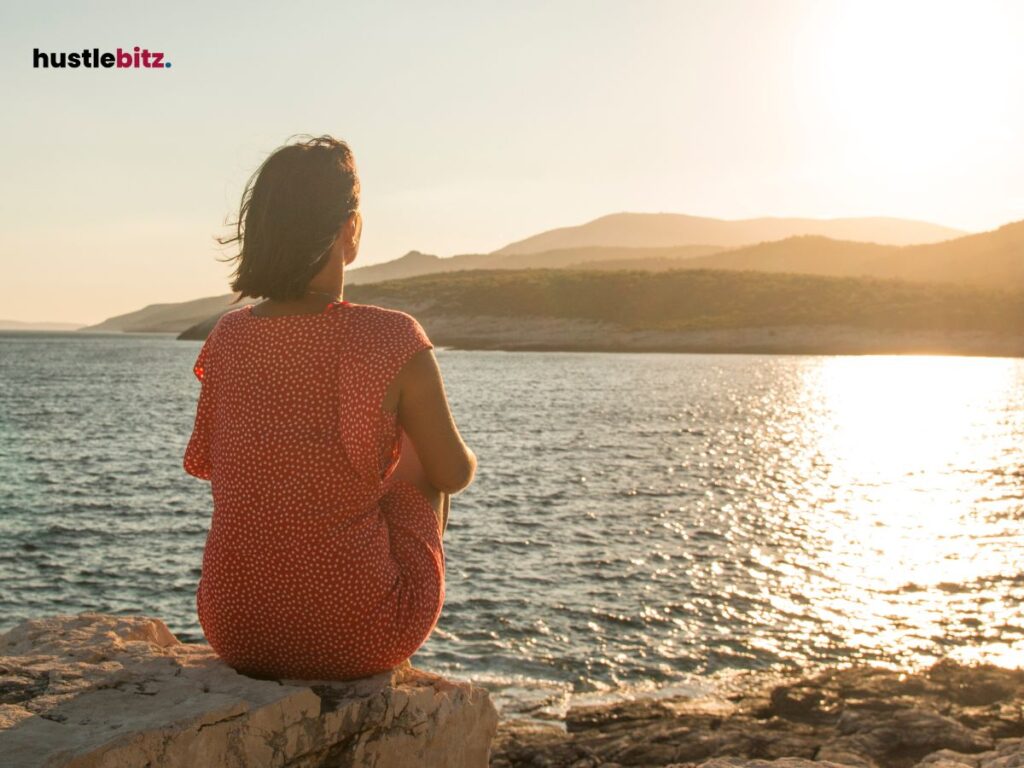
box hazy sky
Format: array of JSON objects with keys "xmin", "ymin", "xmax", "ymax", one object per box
[{"xmin": 2, "ymin": 0, "xmax": 1022, "ymax": 324}]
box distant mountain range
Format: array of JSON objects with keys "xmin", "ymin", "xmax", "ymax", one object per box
[
  {"xmin": 343, "ymin": 212, "xmax": 965, "ymax": 285},
  {"xmin": 344, "ymin": 243, "xmax": 723, "ymax": 285},
  {"xmin": 79, "ymin": 211, "xmax": 1020, "ymax": 336},
  {"xmin": 642, "ymin": 220, "xmax": 1024, "ymax": 287},
  {"xmin": 489, "ymin": 212, "xmax": 965, "ymax": 254}
]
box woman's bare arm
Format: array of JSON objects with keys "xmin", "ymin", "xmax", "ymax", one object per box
[{"xmin": 396, "ymin": 348, "xmax": 476, "ymax": 494}]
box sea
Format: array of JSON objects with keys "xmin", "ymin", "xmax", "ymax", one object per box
[{"xmin": 1, "ymin": 330, "xmax": 1022, "ymax": 720}]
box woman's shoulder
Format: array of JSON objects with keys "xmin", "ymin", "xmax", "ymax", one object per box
[
  {"xmin": 345, "ymin": 302, "xmax": 427, "ymax": 335},
  {"xmin": 220, "ymin": 305, "xmax": 254, "ymax": 325},
  {"xmin": 345, "ymin": 303, "xmax": 433, "ymax": 360},
  {"xmin": 201, "ymin": 306, "xmax": 251, "ymax": 341}
]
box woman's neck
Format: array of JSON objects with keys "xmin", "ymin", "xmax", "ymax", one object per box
[{"xmin": 250, "ymin": 281, "xmax": 345, "ymax": 317}]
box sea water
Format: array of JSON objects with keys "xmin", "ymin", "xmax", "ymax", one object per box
[{"xmin": 1, "ymin": 331, "xmax": 1022, "ymax": 719}]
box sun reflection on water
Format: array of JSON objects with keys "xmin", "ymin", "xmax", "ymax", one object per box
[{"xmin": 796, "ymin": 356, "xmax": 1023, "ymax": 667}]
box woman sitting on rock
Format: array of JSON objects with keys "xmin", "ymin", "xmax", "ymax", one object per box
[{"xmin": 183, "ymin": 134, "xmax": 476, "ymax": 681}]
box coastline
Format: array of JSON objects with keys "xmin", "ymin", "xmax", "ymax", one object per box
[
  {"xmin": 409, "ymin": 315, "xmax": 1024, "ymax": 358},
  {"xmin": 174, "ymin": 308, "xmax": 1024, "ymax": 358},
  {"xmin": 477, "ymin": 662, "xmax": 803, "ymax": 728},
  {"xmin": 490, "ymin": 656, "xmax": 1024, "ymax": 767}
]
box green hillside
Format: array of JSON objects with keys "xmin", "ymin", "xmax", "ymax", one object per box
[{"xmin": 349, "ymin": 267, "xmax": 1024, "ymax": 334}]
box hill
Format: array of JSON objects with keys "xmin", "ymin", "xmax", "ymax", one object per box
[
  {"xmin": 81, "ymin": 212, "xmax": 971, "ymax": 333},
  {"xmin": 179, "ymin": 267, "xmax": 1024, "ymax": 357},
  {"xmin": 873, "ymin": 219, "xmax": 1024, "ymax": 286},
  {"xmin": 345, "ymin": 250, "xmax": 456, "ymax": 284},
  {"xmin": 348, "ymin": 268, "xmax": 1024, "ymax": 333},
  {"xmin": 677, "ymin": 237, "xmax": 900, "ymax": 277},
  {"xmin": 80, "ymin": 294, "xmax": 258, "ymax": 333},
  {"xmin": 85, "ymin": 216, "xmax": 1021, "ymax": 335},
  {"xmin": 491, "ymin": 212, "xmax": 964, "ymax": 255},
  {"xmin": 345, "ymin": 244, "xmax": 722, "ymax": 284},
  {"xmin": 340, "ymin": 212, "xmax": 962, "ymax": 285},
  {"xmin": 80, "ymin": 245, "xmax": 722, "ymax": 332},
  {"xmin": 661, "ymin": 220, "xmax": 1024, "ymax": 288}
]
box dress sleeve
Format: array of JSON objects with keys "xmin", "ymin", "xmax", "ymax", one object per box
[
  {"xmin": 377, "ymin": 313, "xmax": 434, "ymax": 479},
  {"xmin": 337, "ymin": 309, "xmax": 436, "ymax": 488},
  {"xmin": 390, "ymin": 313, "xmax": 434, "ymax": 376},
  {"xmin": 376, "ymin": 312, "xmax": 435, "ymax": 407},
  {"xmin": 183, "ymin": 335, "xmax": 215, "ymax": 480},
  {"xmin": 192, "ymin": 336, "xmax": 211, "ymax": 382}
]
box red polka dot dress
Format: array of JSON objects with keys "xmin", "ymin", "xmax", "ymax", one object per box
[{"xmin": 183, "ymin": 300, "xmax": 445, "ymax": 681}]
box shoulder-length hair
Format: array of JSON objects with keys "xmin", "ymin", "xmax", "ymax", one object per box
[{"xmin": 219, "ymin": 135, "xmax": 360, "ymax": 302}]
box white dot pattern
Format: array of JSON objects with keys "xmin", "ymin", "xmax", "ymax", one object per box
[{"xmin": 183, "ymin": 300, "xmax": 445, "ymax": 680}]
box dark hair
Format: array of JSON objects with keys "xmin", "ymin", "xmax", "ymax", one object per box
[{"xmin": 218, "ymin": 135, "xmax": 360, "ymax": 303}]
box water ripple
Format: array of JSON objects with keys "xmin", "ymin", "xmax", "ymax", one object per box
[{"xmin": 1, "ymin": 335, "xmax": 1022, "ymax": 705}]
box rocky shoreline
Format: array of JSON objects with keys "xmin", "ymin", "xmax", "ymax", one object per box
[
  {"xmin": 489, "ymin": 659, "xmax": 1024, "ymax": 768},
  {"xmin": 4, "ymin": 613, "xmax": 1020, "ymax": 767}
]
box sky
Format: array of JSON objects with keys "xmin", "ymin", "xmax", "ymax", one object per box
[{"xmin": 1, "ymin": 0, "xmax": 1022, "ymax": 324}]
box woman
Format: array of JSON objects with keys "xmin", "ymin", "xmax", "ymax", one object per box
[{"xmin": 183, "ymin": 135, "xmax": 476, "ymax": 681}]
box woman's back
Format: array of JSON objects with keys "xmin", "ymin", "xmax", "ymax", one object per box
[{"xmin": 184, "ymin": 300, "xmax": 446, "ymax": 680}]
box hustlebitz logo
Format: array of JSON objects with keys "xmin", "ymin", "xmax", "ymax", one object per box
[{"xmin": 33, "ymin": 47, "xmax": 172, "ymax": 69}]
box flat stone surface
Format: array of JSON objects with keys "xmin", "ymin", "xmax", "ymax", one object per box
[{"xmin": 0, "ymin": 612, "xmax": 498, "ymax": 767}]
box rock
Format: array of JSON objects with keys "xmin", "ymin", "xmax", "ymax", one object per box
[
  {"xmin": 913, "ymin": 740, "xmax": 1024, "ymax": 768},
  {"xmin": 491, "ymin": 660, "xmax": 1024, "ymax": 768},
  {"xmin": 769, "ymin": 684, "xmax": 833, "ymax": 723},
  {"xmin": 913, "ymin": 749, "xmax": 982, "ymax": 768},
  {"xmin": 697, "ymin": 758, "xmax": 851, "ymax": 768},
  {"xmin": 978, "ymin": 739, "xmax": 1024, "ymax": 768},
  {"xmin": 0, "ymin": 612, "xmax": 498, "ymax": 767},
  {"xmin": 815, "ymin": 745, "xmax": 880, "ymax": 768},
  {"xmin": 833, "ymin": 706, "xmax": 994, "ymax": 762},
  {"xmin": 928, "ymin": 661, "xmax": 1020, "ymax": 708}
]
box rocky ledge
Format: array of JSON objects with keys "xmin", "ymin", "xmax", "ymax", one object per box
[
  {"xmin": 491, "ymin": 659, "xmax": 1024, "ymax": 768},
  {"xmin": 0, "ymin": 612, "xmax": 498, "ymax": 767}
]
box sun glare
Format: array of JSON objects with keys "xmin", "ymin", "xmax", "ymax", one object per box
[
  {"xmin": 813, "ymin": 2, "xmax": 1015, "ymax": 177},
  {"xmin": 818, "ymin": 355, "xmax": 1015, "ymax": 484},
  {"xmin": 797, "ymin": 356, "xmax": 1023, "ymax": 666}
]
